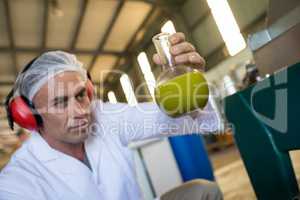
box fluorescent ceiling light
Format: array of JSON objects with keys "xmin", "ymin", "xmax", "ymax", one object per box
[
  {"xmin": 223, "ymin": 75, "xmax": 237, "ymax": 95},
  {"xmin": 161, "ymin": 20, "xmax": 176, "ymax": 34},
  {"xmin": 120, "ymin": 74, "xmax": 138, "ymax": 106},
  {"xmin": 207, "ymin": 0, "xmax": 246, "ymax": 56},
  {"xmin": 137, "ymin": 52, "xmax": 156, "ymax": 100},
  {"xmin": 107, "ymin": 91, "xmax": 117, "ymax": 104}
]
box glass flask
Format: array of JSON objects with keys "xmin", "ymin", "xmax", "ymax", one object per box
[{"xmin": 152, "ymin": 32, "xmax": 209, "ymax": 118}]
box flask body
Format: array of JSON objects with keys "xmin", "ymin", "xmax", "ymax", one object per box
[
  {"xmin": 155, "ymin": 64, "xmax": 209, "ymax": 118},
  {"xmin": 153, "ymin": 32, "xmax": 209, "ymax": 118}
]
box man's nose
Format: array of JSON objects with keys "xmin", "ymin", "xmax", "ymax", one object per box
[{"xmin": 70, "ymin": 99, "xmax": 89, "ymax": 117}]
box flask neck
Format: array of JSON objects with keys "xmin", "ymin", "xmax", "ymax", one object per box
[{"xmin": 152, "ymin": 33, "xmax": 176, "ymax": 70}]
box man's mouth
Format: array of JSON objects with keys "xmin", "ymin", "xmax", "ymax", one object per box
[{"xmin": 69, "ymin": 120, "xmax": 89, "ymax": 130}]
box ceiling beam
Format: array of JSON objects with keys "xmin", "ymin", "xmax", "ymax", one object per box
[
  {"xmin": 0, "ymin": 47, "xmax": 126, "ymax": 57},
  {"xmin": 41, "ymin": 0, "xmax": 49, "ymax": 50},
  {"xmin": 132, "ymin": 8, "xmax": 167, "ymax": 56},
  {"xmin": 242, "ymin": 12, "xmax": 267, "ymax": 36},
  {"xmin": 131, "ymin": 0, "xmax": 186, "ymax": 7},
  {"xmin": 109, "ymin": 5, "xmax": 156, "ymax": 75},
  {"xmin": 104, "ymin": 6, "xmax": 168, "ymax": 91},
  {"xmin": 0, "ymin": 117, "xmax": 7, "ymax": 121},
  {"xmin": 190, "ymin": 10, "xmax": 211, "ymax": 31},
  {"xmin": 102, "ymin": 5, "xmax": 157, "ymax": 91},
  {"xmin": 125, "ymin": 5, "xmax": 156, "ymax": 55},
  {"xmin": 205, "ymin": 12, "xmax": 267, "ymax": 70},
  {"xmin": 0, "ymin": 81, "xmax": 14, "ymax": 86},
  {"xmin": 87, "ymin": 0, "xmax": 125, "ymax": 72},
  {"xmin": 179, "ymin": 11, "xmax": 198, "ymax": 43},
  {"xmin": 3, "ymin": 0, "xmax": 17, "ymax": 76},
  {"xmin": 0, "ymin": 80, "xmax": 105, "ymax": 87},
  {"xmin": 70, "ymin": 0, "xmax": 89, "ymax": 50}
]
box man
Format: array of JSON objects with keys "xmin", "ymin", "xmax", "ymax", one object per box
[{"xmin": 0, "ymin": 33, "xmax": 222, "ymax": 200}]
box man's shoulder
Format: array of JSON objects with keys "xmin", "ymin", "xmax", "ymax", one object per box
[
  {"xmin": 0, "ymin": 156, "xmax": 38, "ymax": 198},
  {"xmin": 0, "ymin": 142, "xmax": 44, "ymax": 199},
  {"xmin": 0, "ymin": 144, "xmax": 34, "ymax": 179},
  {"xmin": 0, "ymin": 140, "xmax": 37, "ymax": 179}
]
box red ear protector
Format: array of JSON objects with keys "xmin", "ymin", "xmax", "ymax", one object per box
[
  {"xmin": 5, "ymin": 57, "xmax": 95, "ymax": 131},
  {"xmin": 86, "ymin": 72, "xmax": 94, "ymax": 101}
]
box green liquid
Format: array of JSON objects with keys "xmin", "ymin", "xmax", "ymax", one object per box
[{"xmin": 155, "ymin": 71, "xmax": 209, "ymax": 117}]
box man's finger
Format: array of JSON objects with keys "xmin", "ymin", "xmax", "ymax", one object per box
[
  {"xmin": 170, "ymin": 42, "xmax": 196, "ymax": 56},
  {"xmin": 174, "ymin": 52, "xmax": 205, "ymax": 70},
  {"xmin": 153, "ymin": 53, "xmax": 162, "ymax": 65},
  {"xmin": 169, "ymin": 32, "xmax": 185, "ymax": 45}
]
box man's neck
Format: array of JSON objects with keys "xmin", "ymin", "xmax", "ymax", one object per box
[{"xmin": 40, "ymin": 133, "xmax": 85, "ymax": 161}]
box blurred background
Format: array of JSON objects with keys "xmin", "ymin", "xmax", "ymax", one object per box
[{"xmin": 1, "ymin": 0, "xmax": 300, "ymax": 199}]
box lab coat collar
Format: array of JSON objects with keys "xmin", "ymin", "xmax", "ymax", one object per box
[
  {"xmin": 26, "ymin": 131, "xmax": 103, "ymax": 199},
  {"xmin": 27, "ymin": 131, "xmax": 96, "ymax": 174},
  {"xmin": 27, "ymin": 131, "xmax": 61, "ymax": 162}
]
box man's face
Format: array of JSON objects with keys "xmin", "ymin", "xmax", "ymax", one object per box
[{"xmin": 33, "ymin": 71, "xmax": 92, "ymax": 144}]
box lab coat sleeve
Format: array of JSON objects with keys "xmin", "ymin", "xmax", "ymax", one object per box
[
  {"xmin": 0, "ymin": 172, "xmax": 38, "ymax": 200},
  {"xmin": 0, "ymin": 160, "xmax": 48, "ymax": 200},
  {"xmin": 0, "ymin": 192, "xmax": 36, "ymax": 200},
  {"xmin": 95, "ymin": 99, "xmax": 220, "ymax": 146}
]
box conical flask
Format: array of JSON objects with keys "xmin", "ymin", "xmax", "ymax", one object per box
[{"xmin": 153, "ymin": 32, "xmax": 209, "ymax": 118}]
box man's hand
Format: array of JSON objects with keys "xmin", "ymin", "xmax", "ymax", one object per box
[{"xmin": 153, "ymin": 32, "xmax": 205, "ymax": 71}]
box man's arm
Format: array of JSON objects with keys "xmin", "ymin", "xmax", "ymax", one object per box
[
  {"xmin": 121, "ymin": 100, "xmax": 220, "ymax": 145},
  {"xmin": 95, "ymin": 99, "xmax": 220, "ymax": 146}
]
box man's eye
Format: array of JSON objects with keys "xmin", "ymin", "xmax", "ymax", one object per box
[
  {"xmin": 76, "ymin": 90, "xmax": 87, "ymax": 101},
  {"xmin": 54, "ymin": 101, "xmax": 67, "ymax": 108}
]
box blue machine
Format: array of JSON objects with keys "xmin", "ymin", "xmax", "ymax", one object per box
[{"xmin": 169, "ymin": 135, "xmax": 215, "ymax": 182}]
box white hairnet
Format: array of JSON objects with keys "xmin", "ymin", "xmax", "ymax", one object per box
[{"xmin": 13, "ymin": 51, "xmax": 87, "ymax": 101}]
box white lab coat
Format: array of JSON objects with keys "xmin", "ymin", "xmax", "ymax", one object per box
[{"xmin": 0, "ymin": 100, "xmax": 219, "ymax": 200}]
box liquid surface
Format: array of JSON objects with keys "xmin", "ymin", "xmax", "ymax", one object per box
[{"xmin": 155, "ymin": 71, "xmax": 209, "ymax": 117}]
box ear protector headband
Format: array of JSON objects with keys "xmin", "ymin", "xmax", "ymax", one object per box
[{"xmin": 5, "ymin": 57, "xmax": 95, "ymax": 131}]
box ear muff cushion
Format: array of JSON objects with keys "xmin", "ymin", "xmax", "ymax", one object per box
[
  {"xmin": 86, "ymin": 79, "xmax": 94, "ymax": 100},
  {"xmin": 9, "ymin": 97, "xmax": 40, "ymax": 131}
]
